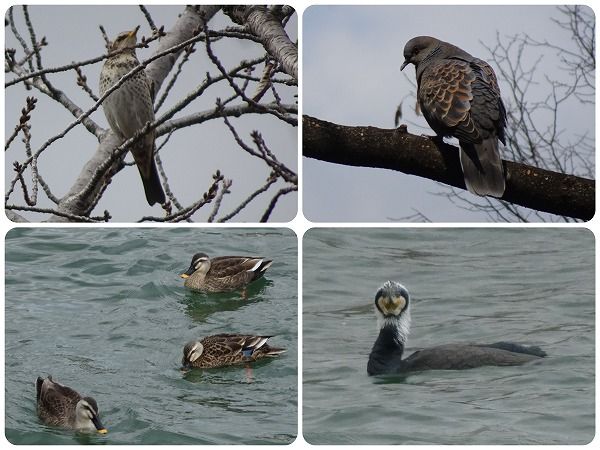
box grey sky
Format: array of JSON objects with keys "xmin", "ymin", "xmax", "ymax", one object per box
[
  {"xmin": 5, "ymin": 5, "xmax": 297, "ymax": 222},
  {"xmin": 303, "ymin": 5, "xmax": 594, "ymax": 222}
]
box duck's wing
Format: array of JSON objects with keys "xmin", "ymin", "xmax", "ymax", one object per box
[
  {"xmin": 37, "ymin": 378, "xmax": 81, "ymax": 421},
  {"xmin": 209, "ymin": 256, "xmax": 269, "ymax": 277},
  {"xmin": 204, "ymin": 333, "xmax": 271, "ymax": 356}
]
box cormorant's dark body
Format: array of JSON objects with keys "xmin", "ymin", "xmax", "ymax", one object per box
[{"xmin": 368, "ymin": 327, "xmax": 546, "ymax": 375}]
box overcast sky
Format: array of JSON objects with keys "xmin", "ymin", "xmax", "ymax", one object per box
[
  {"xmin": 5, "ymin": 5, "xmax": 297, "ymax": 222},
  {"xmin": 303, "ymin": 5, "xmax": 595, "ymax": 222}
]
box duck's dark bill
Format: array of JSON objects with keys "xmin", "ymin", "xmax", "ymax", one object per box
[{"xmin": 92, "ymin": 416, "xmax": 107, "ymax": 434}]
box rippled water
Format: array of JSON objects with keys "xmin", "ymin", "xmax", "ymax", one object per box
[
  {"xmin": 303, "ymin": 228, "xmax": 594, "ymax": 444},
  {"xmin": 5, "ymin": 227, "xmax": 297, "ymax": 444}
]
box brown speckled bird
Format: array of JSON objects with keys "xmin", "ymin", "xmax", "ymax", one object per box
[
  {"xmin": 36, "ymin": 376, "xmax": 107, "ymax": 433},
  {"xmin": 401, "ymin": 36, "xmax": 506, "ymax": 197},
  {"xmin": 99, "ymin": 26, "xmax": 165, "ymax": 206},
  {"xmin": 180, "ymin": 253, "xmax": 273, "ymax": 293},
  {"xmin": 182, "ymin": 334, "xmax": 286, "ymax": 369}
]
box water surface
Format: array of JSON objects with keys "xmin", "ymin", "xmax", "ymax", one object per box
[{"xmin": 6, "ymin": 227, "xmax": 297, "ymax": 444}]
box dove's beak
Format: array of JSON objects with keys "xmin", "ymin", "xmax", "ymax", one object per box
[{"xmin": 400, "ymin": 60, "xmax": 410, "ymax": 71}]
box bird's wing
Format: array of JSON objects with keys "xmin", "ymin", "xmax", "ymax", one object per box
[
  {"xmin": 418, "ymin": 58, "xmax": 480, "ymax": 142},
  {"xmin": 468, "ymin": 58, "xmax": 507, "ymax": 144}
]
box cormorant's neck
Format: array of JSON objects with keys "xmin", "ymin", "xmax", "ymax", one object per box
[
  {"xmin": 367, "ymin": 321, "xmax": 407, "ymax": 375},
  {"xmin": 373, "ymin": 322, "xmax": 406, "ymax": 352},
  {"xmin": 367, "ymin": 305, "xmax": 411, "ymax": 375}
]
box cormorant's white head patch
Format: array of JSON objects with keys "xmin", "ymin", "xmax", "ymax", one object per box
[
  {"xmin": 374, "ymin": 280, "xmax": 409, "ymax": 317},
  {"xmin": 373, "ymin": 281, "xmax": 412, "ymax": 343}
]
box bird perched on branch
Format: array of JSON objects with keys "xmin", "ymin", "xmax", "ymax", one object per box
[
  {"xmin": 99, "ymin": 26, "xmax": 166, "ymax": 206},
  {"xmin": 401, "ymin": 36, "xmax": 507, "ymax": 197}
]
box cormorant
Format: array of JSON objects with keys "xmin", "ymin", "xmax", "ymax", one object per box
[{"xmin": 367, "ymin": 281, "xmax": 546, "ymax": 375}]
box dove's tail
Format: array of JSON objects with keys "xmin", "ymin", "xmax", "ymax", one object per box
[{"xmin": 459, "ymin": 138, "xmax": 505, "ymax": 198}]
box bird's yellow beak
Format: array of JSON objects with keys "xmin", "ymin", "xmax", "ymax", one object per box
[
  {"xmin": 128, "ymin": 26, "xmax": 140, "ymax": 38},
  {"xmin": 97, "ymin": 428, "xmax": 108, "ymax": 434},
  {"xmin": 180, "ymin": 273, "xmax": 189, "ymax": 279}
]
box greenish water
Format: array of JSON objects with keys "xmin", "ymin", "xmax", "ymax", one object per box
[
  {"xmin": 5, "ymin": 227, "xmax": 297, "ymax": 444},
  {"xmin": 303, "ymin": 228, "xmax": 594, "ymax": 444}
]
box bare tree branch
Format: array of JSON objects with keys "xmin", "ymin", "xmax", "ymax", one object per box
[
  {"xmin": 138, "ymin": 170, "xmax": 224, "ymax": 222},
  {"xmin": 224, "ymin": 5, "xmax": 298, "ymax": 80},
  {"xmin": 157, "ymin": 102, "xmax": 297, "ymax": 135},
  {"xmin": 218, "ymin": 175, "xmax": 278, "ymax": 222},
  {"xmin": 260, "ymin": 185, "xmax": 297, "ymax": 222},
  {"xmin": 146, "ymin": 5, "xmax": 220, "ymax": 94},
  {"xmin": 208, "ymin": 178, "xmax": 233, "ymax": 222}
]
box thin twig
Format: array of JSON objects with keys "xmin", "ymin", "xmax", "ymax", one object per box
[
  {"xmin": 5, "ymin": 204, "xmax": 109, "ymax": 222},
  {"xmin": 218, "ymin": 176, "xmax": 277, "ymax": 222},
  {"xmin": 138, "ymin": 171, "xmax": 224, "ymax": 222},
  {"xmin": 139, "ymin": 5, "xmax": 158, "ymax": 33},
  {"xmin": 259, "ymin": 185, "xmax": 297, "ymax": 222},
  {"xmin": 8, "ymin": 7, "xmax": 35, "ymax": 73},
  {"xmin": 221, "ymin": 109, "xmax": 297, "ymax": 183},
  {"xmin": 5, "ymin": 96, "xmax": 37, "ymax": 150},
  {"xmin": 207, "ymin": 178, "xmax": 232, "ymax": 222},
  {"xmin": 74, "ymin": 66, "xmax": 99, "ymax": 101},
  {"xmin": 154, "ymin": 43, "xmax": 196, "ymax": 112},
  {"xmin": 6, "ymin": 32, "xmax": 163, "ymax": 88},
  {"xmin": 99, "ymin": 25, "xmax": 110, "ymax": 49},
  {"xmin": 203, "ymin": 20, "xmax": 292, "ymax": 123}
]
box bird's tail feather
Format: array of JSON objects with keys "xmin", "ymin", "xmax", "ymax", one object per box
[
  {"xmin": 139, "ymin": 159, "xmax": 166, "ymax": 206},
  {"xmin": 264, "ymin": 345, "xmax": 286, "ymax": 356},
  {"xmin": 35, "ymin": 376, "xmax": 44, "ymax": 402},
  {"xmin": 459, "ymin": 139, "xmax": 505, "ymax": 197},
  {"xmin": 483, "ymin": 342, "xmax": 547, "ymax": 358},
  {"xmin": 131, "ymin": 140, "xmax": 165, "ymax": 206}
]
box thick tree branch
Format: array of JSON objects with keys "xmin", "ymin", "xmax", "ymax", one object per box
[
  {"xmin": 224, "ymin": 5, "xmax": 298, "ymax": 80},
  {"xmin": 303, "ymin": 115, "xmax": 594, "ymax": 221}
]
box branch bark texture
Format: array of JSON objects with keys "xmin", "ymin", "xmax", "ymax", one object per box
[
  {"xmin": 303, "ymin": 115, "xmax": 594, "ymax": 221},
  {"xmin": 225, "ymin": 5, "xmax": 298, "ymax": 80}
]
